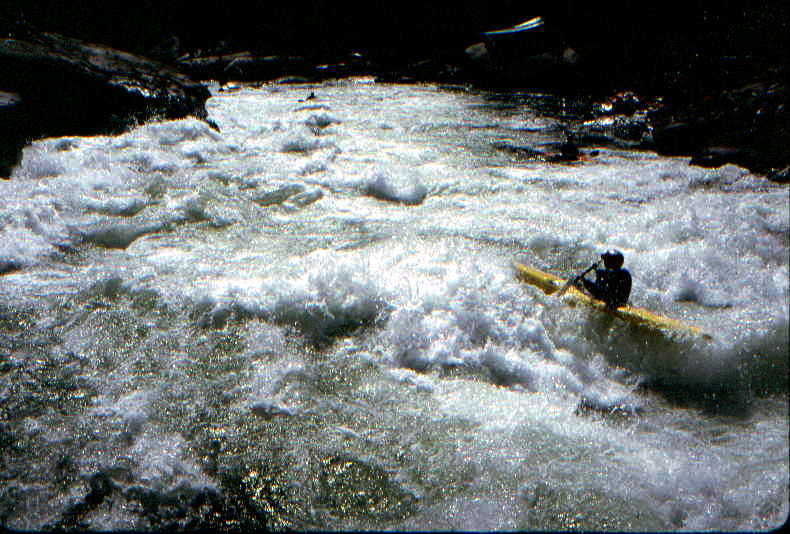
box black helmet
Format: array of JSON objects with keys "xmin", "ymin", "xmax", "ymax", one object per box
[{"xmin": 601, "ymin": 249, "xmax": 624, "ymax": 269}]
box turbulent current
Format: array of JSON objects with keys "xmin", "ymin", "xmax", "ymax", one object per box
[{"xmin": 1, "ymin": 79, "xmax": 788, "ymax": 531}]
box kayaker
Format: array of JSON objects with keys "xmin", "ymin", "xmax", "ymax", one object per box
[{"xmin": 576, "ymin": 249, "xmax": 632, "ymax": 308}]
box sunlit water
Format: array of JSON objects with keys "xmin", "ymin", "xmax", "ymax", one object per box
[{"xmin": 1, "ymin": 79, "xmax": 787, "ymax": 531}]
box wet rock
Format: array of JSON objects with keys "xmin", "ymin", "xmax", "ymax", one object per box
[
  {"xmin": 250, "ymin": 400, "xmax": 297, "ymax": 420},
  {"xmin": 572, "ymin": 117, "xmax": 652, "ymax": 149},
  {"xmin": 253, "ymin": 185, "xmax": 306, "ymax": 207},
  {"xmin": 569, "ymin": 92, "xmax": 657, "ymax": 150},
  {"xmin": 493, "ymin": 139, "xmax": 581, "ymax": 163},
  {"xmin": 597, "ymin": 91, "xmax": 643, "ymax": 116},
  {"xmin": 148, "ymin": 35, "xmax": 181, "ymax": 64},
  {"xmin": 464, "ymin": 42, "xmax": 489, "ymax": 63},
  {"xmin": 768, "ymin": 166, "xmax": 789, "ymax": 183},
  {"xmin": 314, "ymin": 55, "xmax": 376, "ymax": 80},
  {"xmin": 575, "ymin": 394, "xmax": 642, "ymax": 417},
  {"xmin": 532, "ymin": 139, "xmax": 582, "ymax": 163},
  {"xmin": 464, "ymin": 47, "xmax": 579, "ymax": 88},
  {"xmin": 551, "ymin": 139, "xmax": 580, "ymax": 162},
  {"xmin": 81, "ymin": 221, "xmax": 170, "ymax": 249},
  {"xmin": 493, "ymin": 141, "xmax": 544, "ymax": 160},
  {"xmin": 649, "ymin": 80, "xmax": 789, "ymax": 175},
  {"xmin": 459, "ymin": 15, "xmax": 586, "ymax": 88},
  {"xmin": 0, "ymin": 258, "xmax": 22, "ymax": 275},
  {"xmin": 287, "ymin": 189, "xmax": 324, "ymax": 208},
  {"xmin": 0, "ymin": 91, "xmax": 24, "ymax": 178},
  {"xmin": 179, "ymin": 51, "xmax": 308, "ymax": 83},
  {"xmin": 690, "ymin": 146, "xmax": 750, "ymax": 169},
  {"xmin": 0, "ymin": 29, "xmax": 215, "ymax": 177},
  {"xmin": 652, "ymin": 122, "xmax": 707, "ymax": 156},
  {"xmin": 365, "ymin": 172, "xmax": 428, "ymax": 205},
  {"xmin": 179, "ymin": 51, "xmax": 375, "ymax": 84}
]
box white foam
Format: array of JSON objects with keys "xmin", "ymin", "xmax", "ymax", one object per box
[
  {"xmin": 358, "ymin": 241, "xmax": 645, "ymax": 412},
  {"xmin": 387, "ymin": 368, "xmax": 436, "ymax": 392},
  {"xmin": 145, "ymin": 118, "xmax": 223, "ymax": 147},
  {"xmin": 11, "ymin": 144, "xmax": 68, "ymax": 179},
  {"xmin": 278, "ymin": 132, "xmax": 331, "ymax": 154},
  {"xmin": 181, "ymin": 249, "xmax": 392, "ymax": 344},
  {"xmin": 0, "ymin": 80, "xmax": 786, "ymax": 532},
  {"xmin": 0, "ymin": 226, "xmax": 60, "ymax": 270}
]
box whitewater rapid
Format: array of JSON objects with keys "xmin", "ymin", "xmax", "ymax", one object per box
[{"xmin": 1, "ymin": 79, "xmax": 787, "ymax": 530}]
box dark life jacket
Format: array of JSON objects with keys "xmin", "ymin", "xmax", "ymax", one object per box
[{"xmin": 582, "ymin": 267, "xmax": 632, "ymax": 308}]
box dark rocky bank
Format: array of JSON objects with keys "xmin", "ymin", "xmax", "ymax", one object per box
[
  {"xmin": 1, "ymin": 1, "xmax": 788, "ymax": 180},
  {"xmin": 0, "ymin": 27, "xmax": 216, "ymax": 177}
]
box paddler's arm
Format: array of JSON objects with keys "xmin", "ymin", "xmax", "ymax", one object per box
[
  {"xmin": 573, "ymin": 263, "xmax": 599, "ymax": 289},
  {"xmin": 558, "ymin": 261, "xmax": 599, "ymax": 296},
  {"xmin": 576, "ymin": 266, "xmax": 606, "ymax": 301}
]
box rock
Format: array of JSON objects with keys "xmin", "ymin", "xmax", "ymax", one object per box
[
  {"xmin": 650, "ymin": 80, "xmax": 789, "ymax": 175},
  {"xmin": 493, "ymin": 141, "xmax": 545, "ymax": 160},
  {"xmin": 179, "ymin": 50, "xmax": 377, "ymax": 84},
  {"xmin": 493, "ymin": 138, "xmax": 581, "ymax": 163},
  {"xmin": 0, "ymin": 91, "xmax": 25, "ymax": 178},
  {"xmin": 365, "ymin": 172, "xmax": 428, "ymax": 205},
  {"xmin": 148, "ymin": 35, "xmax": 181, "ymax": 63},
  {"xmin": 249, "ymin": 400, "xmax": 296, "ymax": 420},
  {"xmin": 596, "ymin": 91, "xmax": 642, "ymax": 116},
  {"xmin": 465, "ymin": 15, "xmax": 585, "ymax": 88},
  {"xmin": 561, "ymin": 46, "xmax": 579, "ymax": 66},
  {"xmin": 0, "ymin": 30, "xmax": 215, "ymax": 176},
  {"xmin": 464, "ymin": 42, "xmax": 489, "ymax": 63},
  {"xmin": 689, "ymin": 146, "xmax": 748, "ymax": 168},
  {"xmin": 179, "ymin": 51, "xmax": 369, "ymax": 84},
  {"xmin": 549, "ymin": 139, "xmax": 580, "ymax": 162},
  {"xmin": 652, "ymin": 121, "xmax": 707, "ymax": 156},
  {"xmin": 768, "ymin": 166, "xmax": 789, "ymax": 183},
  {"xmin": 572, "ymin": 116, "xmax": 651, "ymax": 150},
  {"xmin": 565, "ymin": 92, "xmax": 657, "ymax": 152},
  {"xmin": 179, "ymin": 51, "xmax": 308, "ymax": 82},
  {"xmin": 464, "ymin": 47, "xmax": 576, "ymax": 88}
]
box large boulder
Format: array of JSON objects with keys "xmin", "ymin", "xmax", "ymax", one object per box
[
  {"xmin": 650, "ymin": 80, "xmax": 789, "ymax": 177},
  {"xmin": 0, "ymin": 29, "xmax": 215, "ymax": 178},
  {"xmin": 461, "ymin": 17, "xmax": 582, "ymax": 88}
]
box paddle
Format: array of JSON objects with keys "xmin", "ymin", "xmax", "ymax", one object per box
[{"xmin": 557, "ymin": 261, "xmax": 599, "ymax": 296}]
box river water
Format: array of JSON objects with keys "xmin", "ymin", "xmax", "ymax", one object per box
[{"xmin": 1, "ymin": 79, "xmax": 788, "ymax": 531}]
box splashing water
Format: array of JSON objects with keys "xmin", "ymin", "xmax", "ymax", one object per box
[{"xmin": 1, "ymin": 80, "xmax": 787, "ymax": 531}]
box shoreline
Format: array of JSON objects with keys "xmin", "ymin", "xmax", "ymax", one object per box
[{"xmin": 2, "ymin": 3, "xmax": 788, "ymax": 181}]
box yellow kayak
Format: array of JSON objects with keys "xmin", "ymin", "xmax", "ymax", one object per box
[{"xmin": 514, "ymin": 262, "xmax": 711, "ymax": 340}]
